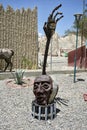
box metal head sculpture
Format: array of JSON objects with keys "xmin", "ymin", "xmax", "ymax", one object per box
[
  {"xmin": 33, "ymin": 4, "xmax": 63, "ymax": 105},
  {"xmin": 33, "ymin": 75, "xmax": 53, "ymax": 105}
]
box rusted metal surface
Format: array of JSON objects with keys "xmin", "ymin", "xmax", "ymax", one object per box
[
  {"xmin": 33, "ymin": 75, "xmax": 53, "ymax": 105},
  {"xmin": 42, "ymin": 4, "xmax": 63, "ymax": 75}
]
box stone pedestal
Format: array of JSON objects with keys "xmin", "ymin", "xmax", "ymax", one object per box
[{"xmin": 32, "ymin": 100, "xmax": 56, "ymax": 120}]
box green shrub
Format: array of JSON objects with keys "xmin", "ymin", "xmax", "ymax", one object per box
[{"xmin": 21, "ymin": 57, "xmax": 33, "ymax": 69}]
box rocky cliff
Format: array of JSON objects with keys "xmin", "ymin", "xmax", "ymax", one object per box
[{"xmin": 38, "ymin": 33, "xmax": 82, "ymax": 56}]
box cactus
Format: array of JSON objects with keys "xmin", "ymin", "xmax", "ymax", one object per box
[{"xmin": 12, "ymin": 69, "xmax": 25, "ymax": 85}]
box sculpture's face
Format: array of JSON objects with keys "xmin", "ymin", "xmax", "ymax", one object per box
[{"xmin": 33, "ymin": 75, "xmax": 53, "ymax": 105}]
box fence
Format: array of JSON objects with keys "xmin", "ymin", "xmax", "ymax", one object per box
[
  {"xmin": 68, "ymin": 45, "xmax": 87, "ymax": 68},
  {"xmin": 0, "ymin": 4, "xmax": 38, "ymax": 70}
]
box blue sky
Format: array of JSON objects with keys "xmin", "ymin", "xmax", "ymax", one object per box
[{"xmin": 0, "ymin": 0, "xmax": 85, "ymax": 36}]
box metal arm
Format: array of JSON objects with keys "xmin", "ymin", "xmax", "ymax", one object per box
[{"xmin": 42, "ymin": 4, "xmax": 63, "ymax": 75}]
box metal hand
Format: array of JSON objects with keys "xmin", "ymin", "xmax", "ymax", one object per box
[{"xmin": 43, "ymin": 4, "xmax": 64, "ymax": 39}]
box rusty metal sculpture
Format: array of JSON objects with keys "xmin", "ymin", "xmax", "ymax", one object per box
[
  {"xmin": 0, "ymin": 48, "xmax": 14, "ymax": 72},
  {"xmin": 33, "ymin": 75, "xmax": 53, "ymax": 105},
  {"xmin": 33, "ymin": 4, "xmax": 63, "ymax": 105},
  {"xmin": 42, "ymin": 4, "xmax": 63, "ymax": 75}
]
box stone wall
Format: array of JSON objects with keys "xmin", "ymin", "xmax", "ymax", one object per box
[{"xmin": 0, "ymin": 4, "xmax": 38, "ymax": 70}]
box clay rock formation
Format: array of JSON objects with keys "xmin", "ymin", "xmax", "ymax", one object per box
[{"xmin": 38, "ymin": 33, "xmax": 82, "ymax": 56}]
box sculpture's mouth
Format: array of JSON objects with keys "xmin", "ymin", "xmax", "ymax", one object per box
[
  {"xmin": 36, "ymin": 95, "xmax": 47, "ymax": 105},
  {"xmin": 37, "ymin": 96, "xmax": 44, "ymax": 101}
]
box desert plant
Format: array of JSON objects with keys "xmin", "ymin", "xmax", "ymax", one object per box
[{"xmin": 12, "ymin": 69, "xmax": 25, "ymax": 85}]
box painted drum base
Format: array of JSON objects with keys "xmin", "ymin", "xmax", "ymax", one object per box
[{"xmin": 32, "ymin": 100, "xmax": 56, "ymax": 120}]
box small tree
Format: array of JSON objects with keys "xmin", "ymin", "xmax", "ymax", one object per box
[{"xmin": 64, "ymin": 12, "xmax": 87, "ymax": 39}]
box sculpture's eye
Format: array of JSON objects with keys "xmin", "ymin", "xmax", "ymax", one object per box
[
  {"xmin": 42, "ymin": 83, "xmax": 50, "ymax": 90},
  {"xmin": 34, "ymin": 83, "xmax": 38, "ymax": 89}
]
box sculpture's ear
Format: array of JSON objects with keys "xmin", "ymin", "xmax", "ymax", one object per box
[{"xmin": 48, "ymin": 81, "xmax": 59, "ymax": 104}]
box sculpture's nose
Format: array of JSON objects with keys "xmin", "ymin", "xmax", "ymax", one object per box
[{"xmin": 37, "ymin": 83, "xmax": 43, "ymax": 94}]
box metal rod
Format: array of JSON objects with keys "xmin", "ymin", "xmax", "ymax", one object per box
[
  {"xmin": 50, "ymin": 38, "xmax": 52, "ymax": 71},
  {"xmin": 74, "ymin": 25, "xmax": 79, "ymax": 83},
  {"xmin": 73, "ymin": 14, "xmax": 82, "ymax": 83}
]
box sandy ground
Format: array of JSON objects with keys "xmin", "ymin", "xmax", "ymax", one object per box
[{"xmin": 0, "ymin": 71, "xmax": 87, "ymax": 130}]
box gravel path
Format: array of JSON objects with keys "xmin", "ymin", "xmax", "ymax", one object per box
[{"xmin": 0, "ymin": 72, "xmax": 87, "ymax": 130}]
